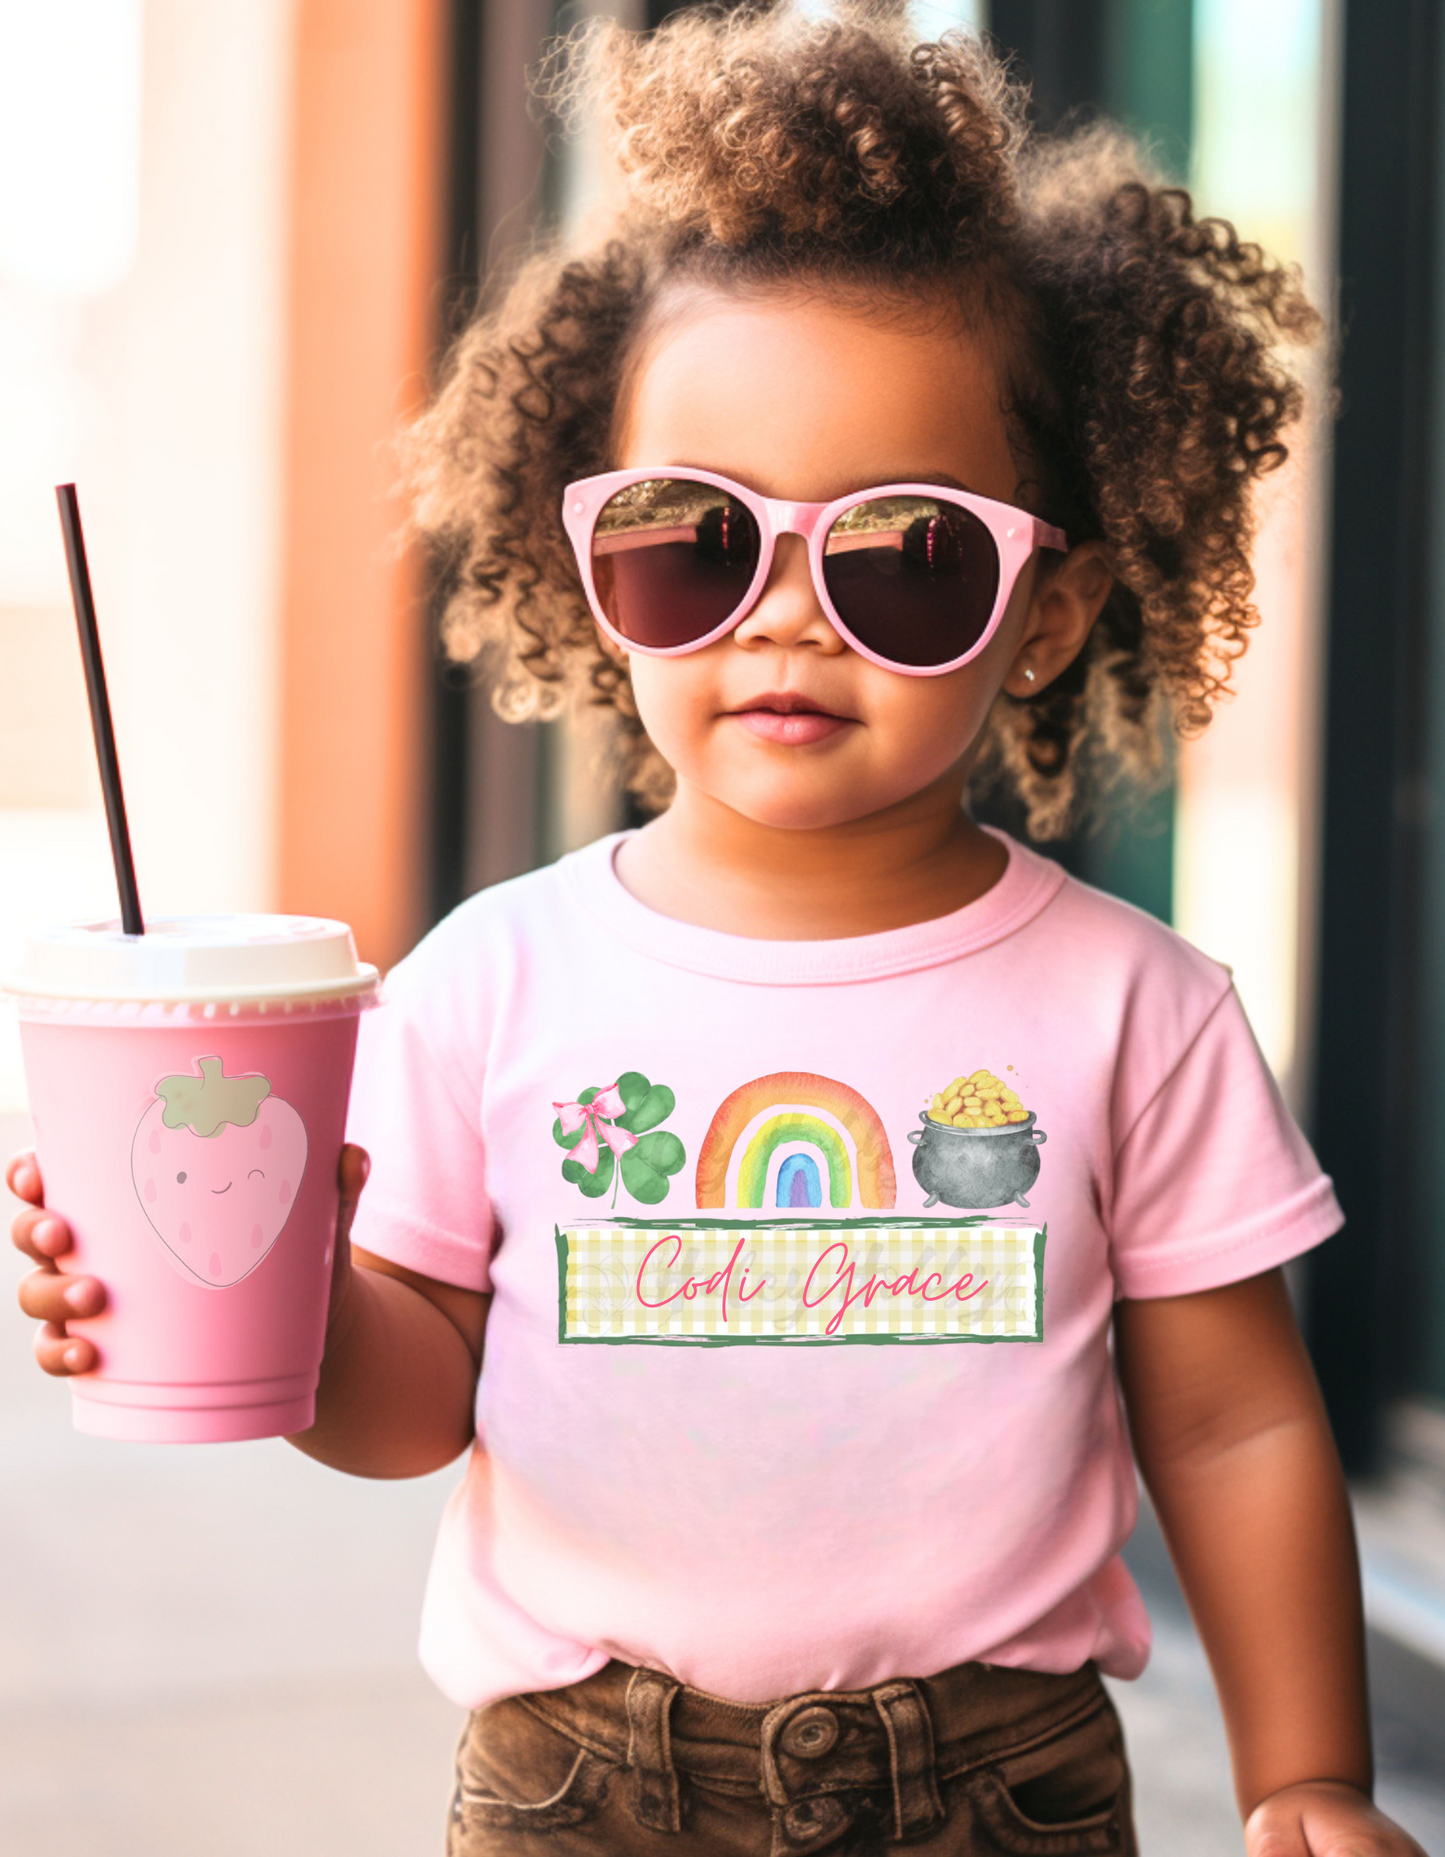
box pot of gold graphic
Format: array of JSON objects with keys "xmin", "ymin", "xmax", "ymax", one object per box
[{"xmin": 908, "ymin": 1070, "xmax": 1045, "ymax": 1209}]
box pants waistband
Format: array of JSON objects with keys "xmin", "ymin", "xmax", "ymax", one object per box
[{"xmin": 516, "ymin": 1657, "xmax": 1109, "ymax": 1852}]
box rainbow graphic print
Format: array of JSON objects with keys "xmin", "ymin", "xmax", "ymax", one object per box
[{"xmin": 695, "ymin": 1071, "xmax": 896, "ymax": 1211}]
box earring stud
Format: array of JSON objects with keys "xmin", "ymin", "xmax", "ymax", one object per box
[{"xmin": 1022, "ymin": 667, "xmax": 1036, "ymax": 684}]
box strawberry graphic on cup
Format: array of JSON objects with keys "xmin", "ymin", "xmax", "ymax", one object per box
[{"xmin": 131, "ymin": 1056, "xmax": 309, "ymax": 1288}]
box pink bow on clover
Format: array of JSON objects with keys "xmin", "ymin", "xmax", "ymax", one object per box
[{"xmin": 553, "ymin": 1082, "xmax": 637, "ymax": 1176}]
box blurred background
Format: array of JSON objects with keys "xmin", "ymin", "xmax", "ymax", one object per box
[{"xmin": 1, "ymin": 0, "xmax": 1443, "ymax": 1851}]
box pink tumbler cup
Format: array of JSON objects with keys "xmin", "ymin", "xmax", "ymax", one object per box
[{"xmin": 6, "ymin": 916, "xmax": 378, "ymax": 1442}]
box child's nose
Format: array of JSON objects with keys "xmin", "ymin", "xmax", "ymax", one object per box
[{"xmin": 732, "ymin": 534, "xmax": 845, "ymax": 655}]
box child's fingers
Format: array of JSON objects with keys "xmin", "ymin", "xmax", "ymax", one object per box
[
  {"xmin": 1243, "ymin": 1810, "xmax": 1309, "ymax": 1857},
  {"xmin": 32, "ymin": 1320, "xmax": 97, "ymax": 1377},
  {"xmin": 10, "ymin": 1178, "xmax": 107, "ymax": 1381},
  {"xmin": 1246, "ymin": 1783, "xmax": 1428, "ymax": 1857},
  {"xmin": 10, "ymin": 1204, "xmax": 74, "ymax": 1265},
  {"xmin": 17, "ymin": 1266, "xmax": 106, "ymax": 1325},
  {"xmin": 320, "ymin": 1145, "xmax": 369, "ymax": 1339},
  {"xmin": 4, "ymin": 1149, "xmax": 43, "ymax": 1206},
  {"xmin": 335, "ymin": 1143, "xmax": 370, "ymax": 1245}
]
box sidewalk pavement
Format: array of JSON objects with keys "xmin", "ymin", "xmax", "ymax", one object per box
[{"xmin": 2, "ymin": 1112, "xmax": 1442, "ymax": 1854}]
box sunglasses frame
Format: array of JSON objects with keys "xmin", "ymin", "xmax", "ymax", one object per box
[{"xmin": 562, "ymin": 466, "xmax": 1068, "ymax": 677}]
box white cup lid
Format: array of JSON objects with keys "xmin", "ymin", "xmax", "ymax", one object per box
[{"xmin": 6, "ymin": 914, "xmax": 380, "ymax": 1005}]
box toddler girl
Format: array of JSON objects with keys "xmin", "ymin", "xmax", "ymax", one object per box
[{"xmin": 11, "ymin": 8, "xmax": 1427, "ymax": 1854}]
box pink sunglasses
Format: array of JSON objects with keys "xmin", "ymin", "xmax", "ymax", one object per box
[{"xmin": 561, "ymin": 467, "xmax": 1067, "ymax": 676}]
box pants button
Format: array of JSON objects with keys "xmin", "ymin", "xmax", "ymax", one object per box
[
  {"xmin": 783, "ymin": 1796, "xmax": 848, "ymax": 1842},
  {"xmin": 779, "ymin": 1706, "xmax": 839, "ymax": 1758}
]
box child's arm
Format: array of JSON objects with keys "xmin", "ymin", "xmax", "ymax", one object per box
[
  {"xmin": 9, "ymin": 1144, "xmax": 486, "ymax": 1481},
  {"xmin": 1114, "ymin": 1268, "xmax": 1424, "ymax": 1856},
  {"xmin": 286, "ymin": 1147, "xmax": 487, "ymax": 1477}
]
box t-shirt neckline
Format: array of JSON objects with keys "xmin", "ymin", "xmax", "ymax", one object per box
[{"xmin": 563, "ymin": 826, "xmax": 1067, "ymax": 987}]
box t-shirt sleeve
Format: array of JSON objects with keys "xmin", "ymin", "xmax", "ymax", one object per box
[
  {"xmin": 1108, "ymin": 982, "xmax": 1342, "ymax": 1298},
  {"xmin": 344, "ymin": 972, "xmax": 496, "ymax": 1293}
]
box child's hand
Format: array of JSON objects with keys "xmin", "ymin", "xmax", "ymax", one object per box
[
  {"xmin": 8, "ymin": 1144, "xmax": 371, "ymax": 1376},
  {"xmin": 1245, "ymin": 1781, "xmax": 1428, "ymax": 1855},
  {"xmin": 322, "ymin": 1143, "xmax": 370, "ymax": 1339},
  {"xmin": 7, "ymin": 1149, "xmax": 107, "ymax": 1374}
]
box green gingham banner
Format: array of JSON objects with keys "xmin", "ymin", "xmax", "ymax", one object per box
[{"xmin": 556, "ymin": 1218, "xmax": 1045, "ymax": 1346}]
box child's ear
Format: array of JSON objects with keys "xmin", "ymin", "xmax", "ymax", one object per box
[{"xmin": 1002, "ymin": 543, "xmax": 1113, "ymax": 699}]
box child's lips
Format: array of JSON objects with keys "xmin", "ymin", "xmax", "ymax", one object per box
[{"xmin": 729, "ymin": 699, "xmax": 854, "ymax": 745}]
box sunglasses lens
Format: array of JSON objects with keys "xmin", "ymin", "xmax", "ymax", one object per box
[
  {"xmin": 822, "ymin": 496, "xmax": 1000, "ymax": 668},
  {"xmin": 591, "ymin": 478, "xmax": 761, "ymax": 648}
]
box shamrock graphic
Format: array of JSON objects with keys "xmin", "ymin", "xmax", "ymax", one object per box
[{"xmin": 552, "ymin": 1071, "xmax": 685, "ymax": 1205}]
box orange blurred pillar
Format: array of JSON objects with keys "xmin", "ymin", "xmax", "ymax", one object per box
[{"xmin": 276, "ymin": 0, "xmax": 444, "ymax": 969}]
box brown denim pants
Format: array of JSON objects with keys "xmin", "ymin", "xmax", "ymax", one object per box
[{"xmin": 447, "ymin": 1657, "xmax": 1136, "ymax": 1856}]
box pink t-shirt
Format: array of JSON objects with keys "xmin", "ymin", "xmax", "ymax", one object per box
[{"xmin": 347, "ymin": 830, "xmax": 1340, "ymax": 1710}]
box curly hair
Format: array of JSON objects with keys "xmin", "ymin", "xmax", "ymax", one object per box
[{"xmin": 403, "ymin": 1, "xmax": 1320, "ymax": 834}]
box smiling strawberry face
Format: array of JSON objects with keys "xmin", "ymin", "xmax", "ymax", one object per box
[{"xmin": 131, "ymin": 1057, "xmax": 309, "ymax": 1287}]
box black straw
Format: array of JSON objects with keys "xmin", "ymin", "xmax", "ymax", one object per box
[{"xmin": 56, "ymin": 484, "xmax": 144, "ymax": 936}]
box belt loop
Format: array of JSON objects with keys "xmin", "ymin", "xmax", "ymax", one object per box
[
  {"xmin": 625, "ymin": 1665, "xmax": 683, "ymax": 1833},
  {"xmin": 872, "ymin": 1680, "xmax": 945, "ymax": 1842}
]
